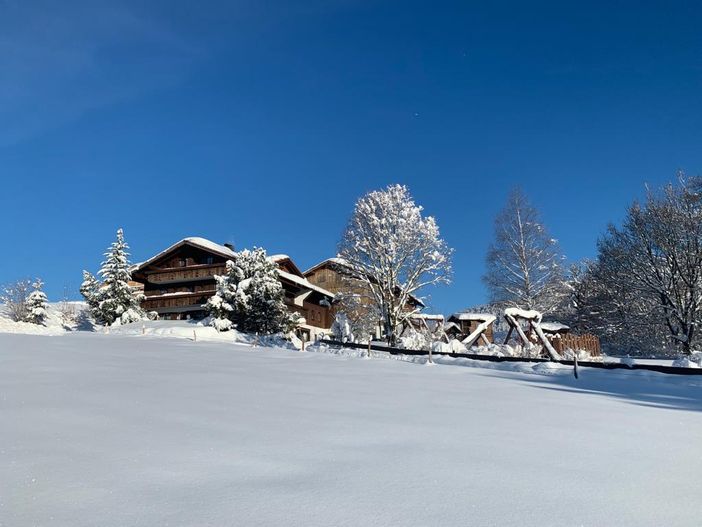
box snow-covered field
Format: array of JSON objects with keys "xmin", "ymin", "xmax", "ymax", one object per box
[{"xmin": 1, "ymin": 331, "xmax": 700, "ymax": 526}]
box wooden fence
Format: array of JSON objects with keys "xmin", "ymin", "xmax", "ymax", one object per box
[
  {"xmin": 318, "ymin": 339, "xmax": 702, "ymax": 376},
  {"xmin": 550, "ymin": 333, "xmax": 601, "ymax": 356}
]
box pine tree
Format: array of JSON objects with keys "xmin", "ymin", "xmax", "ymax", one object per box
[
  {"xmin": 81, "ymin": 229, "xmax": 145, "ymax": 326},
  {"xmin": 25, "ymin": 279, "xmax": 49, "ymax": 324},
  {"xmin": 207, "ymin": 248, "xmax": 297, "ymax": 334}
]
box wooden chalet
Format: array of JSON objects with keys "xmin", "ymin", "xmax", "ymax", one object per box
[
  {"xmin": 131, "ymin": 238, "xmax": 335, "ymax": 339},
  {"xmin": 304, "ymin": 258, "xmax": 425, "ymax": 310},
  {"xmin": 304, "ymin": 258, "xmax": 426, "ymax": 339}
]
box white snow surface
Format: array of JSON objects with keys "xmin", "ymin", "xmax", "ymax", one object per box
[
  {"xmin": 504, "ymin": 307, "xmax": 543, "ymax": 321},
  {"xmin": 2, "ymin": 332, "xmax": 701, "ymax": 526}
]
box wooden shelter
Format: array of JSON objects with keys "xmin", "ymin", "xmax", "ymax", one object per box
[{"xmin": 447, "ymin": 313, "xmax": 495, "ymax": 345}]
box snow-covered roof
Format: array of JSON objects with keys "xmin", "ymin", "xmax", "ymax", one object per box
[
  {"xmin": 409, "ymin": 313, "xmax": 445, "ymax": 321},
  {"xmin": 302, "ymin": 257, "xmax": 350, "ymax": 276},
  {"xmin": 450, "ymin": 312, "xmax": 495, "ymax": 322},
  {"xmin": 443, "ymin": 321, "xmax": 461, "ymax": 331},
  {"xmin": 269, "ymin": 254, "xmax": 290, "ymax": 262},
  {"xmin": 277, "ymin": 270, "xmax": 335, "ymax": 299},
  {"xmin": 540, "ymin": 322, "xmax": 570, "ymax": 332},
  {"xmin": 134, "ymin": 237, "xmax": 236, "ymax": 271},
  {"xmin": 504, "ymin": 308, "xmax": 543, "ymax": 322}
]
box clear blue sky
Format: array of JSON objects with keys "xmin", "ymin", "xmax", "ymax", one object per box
[{"xmin": 1, "ymin": 1, "xmax": 701, "ymax": 315}]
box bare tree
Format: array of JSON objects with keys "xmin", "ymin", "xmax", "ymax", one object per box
[
  {"xmin": 483, "ymin": 188, "xmax": 566, "ymax": 314},
  {"xmin": 339, "ymin": 184, "xmax": 452, "ymax": 345},
  {"xmin": 592, "ymin": 176, "xmax": 702, "ymax": 355},
  {"xmin": 1, "ymin": 279, "xmax": 32, "ymax": 322}
]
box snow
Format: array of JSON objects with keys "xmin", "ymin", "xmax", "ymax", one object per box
[
  {"xmin": 409, "ymin": 313, "xmax": 444, "ymax": 321},
  {"xmin": 276, "ymin": 269, "xmax": 335, "ymax": 299},
  {"xmin": 2, "ymin": 331, "xmax": 701, "ymax": 526},
  {"xmin": 0, "ymin": 302, "xmax": 90, "ymax": 336},
  {"xmin": 450, "ymin": 312, "xmax": 495, "ymax": 321},
  {"xmin": 540, "ymin": 321, "xmax": 571, "ymax": 332},
  {"xmin": 504, "ymin": 307, "xmax": 543, "ymax": 321},
  {"xmin": 134, "ymin": 237, "xmax": 236, "ymax": 271}
]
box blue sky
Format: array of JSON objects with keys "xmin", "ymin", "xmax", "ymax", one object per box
[{"xmin": 1, "ymin": 0, "xmax": 701, "ymax": 315}]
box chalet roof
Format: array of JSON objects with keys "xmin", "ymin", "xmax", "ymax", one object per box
[
  {"xmin": 270, "ymin": 254, "xmax": 305, "ymax": 278},
  {"xmin": 303, "ymin": 257, "xmax": 350, "ymax": 276},
  {"xmin": 303, "ymin": 257, "xmax": 426, "ymax": 308},
  {"xmin": 134, "ymin": 237, "xmax": 236, "ymax": 271},
  {"xmin": 277, "ymin": 270, "xmax": 335, "ymax": 299}
]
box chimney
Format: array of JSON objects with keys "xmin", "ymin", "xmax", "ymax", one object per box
[{"xmin": 223, "ymin": 242, "xmax": 235, "ymax": 251}]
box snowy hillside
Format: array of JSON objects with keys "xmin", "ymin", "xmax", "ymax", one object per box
[
  {"xmin": 0, "ymin": 302, "xmax": 90, "ymax": 336},
  {"xmin": 1, "ymin": 332, "xmax": 700, "ymax": 526}
]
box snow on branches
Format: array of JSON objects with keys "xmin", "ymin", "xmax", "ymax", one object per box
[
  {"xmin": 207, "ymin": 248, "xmax": 298, "ymax": 335},
  {"xmin": 338, "ymin": 184, "xmax": 452, "ymax": 344},
  {"xmin": 81, "ymin": 228, "xmax": 146, "ymax": 326},
  {"xmin": 483, "ymin": 188, "xmax": 566, "ymax": 314}
]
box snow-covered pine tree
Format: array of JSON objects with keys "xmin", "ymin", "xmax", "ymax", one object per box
[
  {"xmin": 207, "ymin": 248, "xmax": 298, "ymax": 334},
  {"xmin": 25, "ymin": 279, "xmax": 49, "ymax": 324},
  {"xmin": 81, "ymin": 229, "xmax": 145, "ymax": 326},
  {"xmin": 206, "ymin": 260, "xmax": 238, "ymax": 332}
]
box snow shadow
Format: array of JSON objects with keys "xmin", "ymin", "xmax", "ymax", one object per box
[{"xmin": 478, "ymin": 369, "xmax": 702, "ymax": 413}]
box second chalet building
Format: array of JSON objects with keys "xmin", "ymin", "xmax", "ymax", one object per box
[{"xmin": 131, "ymin": 237, "xmax": 335, "ymax": 340}]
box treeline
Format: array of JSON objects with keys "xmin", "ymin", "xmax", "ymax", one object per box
[{"xmin": 480, "ymin": 175, "xmax": 702, "ymax": 357}]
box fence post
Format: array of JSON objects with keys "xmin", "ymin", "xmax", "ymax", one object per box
[
  {"xmin": 428, "ymin": 344, "xmax": 433, "ymax": 364},
  {"xmin": 302, "ymin": 335, "xmax": 306, "ymax": 352},
  {"xmin": 573, "ymin": 352, "xmax": 579, "ymax": 379},
  {"xmin": 367, "ymin": 337, "xmax": 372, "ymax": 359},
  {"xmin": 193, "ymin": 329, "xmax": 197, "ymax": 342}
]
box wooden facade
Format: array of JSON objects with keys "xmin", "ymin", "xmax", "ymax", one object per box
[
  {"xmin": 131, "ymin": 238, "xmax": 335, "ymax": 337},
  {"xmin": 304, "ymin": 258, "xmax": 426, "ymax": 339}
]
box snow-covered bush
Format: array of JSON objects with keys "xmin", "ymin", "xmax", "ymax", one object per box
[
  {"xmin": 672, "ymin": 352, "xmax": 702, "ymax": 368},
  {"xmin": 0, "ymin": 279, "xmax": 31, "ymax": 322},
  {"xmin": 81, "ymin": 229, "xmax": 146, "ymax": 326},
  {"xmin": 25, "ymin": 279, "xmax": 49, "ymax": 325},
  {"xmin": 207, "ymin": 248, "xmax": 298, "ymax": 335},
  {"xmin": 399, "ymin": 328, "xmax": 432, "ymax": 351},
  {"xmin": 331, "ymin": 312, "xmax": 354, "ymax": 342}
]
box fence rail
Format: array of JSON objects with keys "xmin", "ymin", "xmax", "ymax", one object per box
[{"xmin": 318, "ymin": 339, "xmax": 702, "ymax": 376}]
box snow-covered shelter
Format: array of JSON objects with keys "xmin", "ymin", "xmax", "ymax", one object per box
[
  {"xmin": 131, "ymin": 238, "xmax": 335, "ymax": 339},
  {"xmin": 447, "ymin": 313, "xmax": 495, "ymax": 343}
]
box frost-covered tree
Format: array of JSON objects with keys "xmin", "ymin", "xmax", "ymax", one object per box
[
  {"xmin": 586, "ymin": 176, "xmax": 702, "ymax": 355},
  {"xmin": 207, "ymin": 248, "xmax": 298, "ymax": 334},
  {"xmin": 338, "ymin": 184, "xmax": 452, "ymax": 345},
  {"xmin": 81, "ymin": 228, "xmax": 145, "ymax": 326},
  {"xmin": 25, "ymin": 279, "xmax": 49, "ymax": 325},
  {"xmin": 0, "ymin": 279, "xmax": 31, "ymax": 322},
  {"xmin": 483, "ymin": 188, "xmax": 566, "ymax": 314}
]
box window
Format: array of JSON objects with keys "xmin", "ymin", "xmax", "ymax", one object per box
[
  {"xmin": 179, "ymin": 259, "xmax": 186, "ymax": 267},
  {"xmin": 206, "ymin": 256, "xmax": 214, "ymax": 265}
]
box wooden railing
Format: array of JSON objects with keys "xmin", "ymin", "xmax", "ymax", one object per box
[{"xmin": 147, "ymin": 266, "xmax": 226, "ymax": 284}]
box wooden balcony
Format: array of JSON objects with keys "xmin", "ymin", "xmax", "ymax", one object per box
[{"xmin": 145, "ymin": 266, "xmax": 226, "ymax": 285}]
